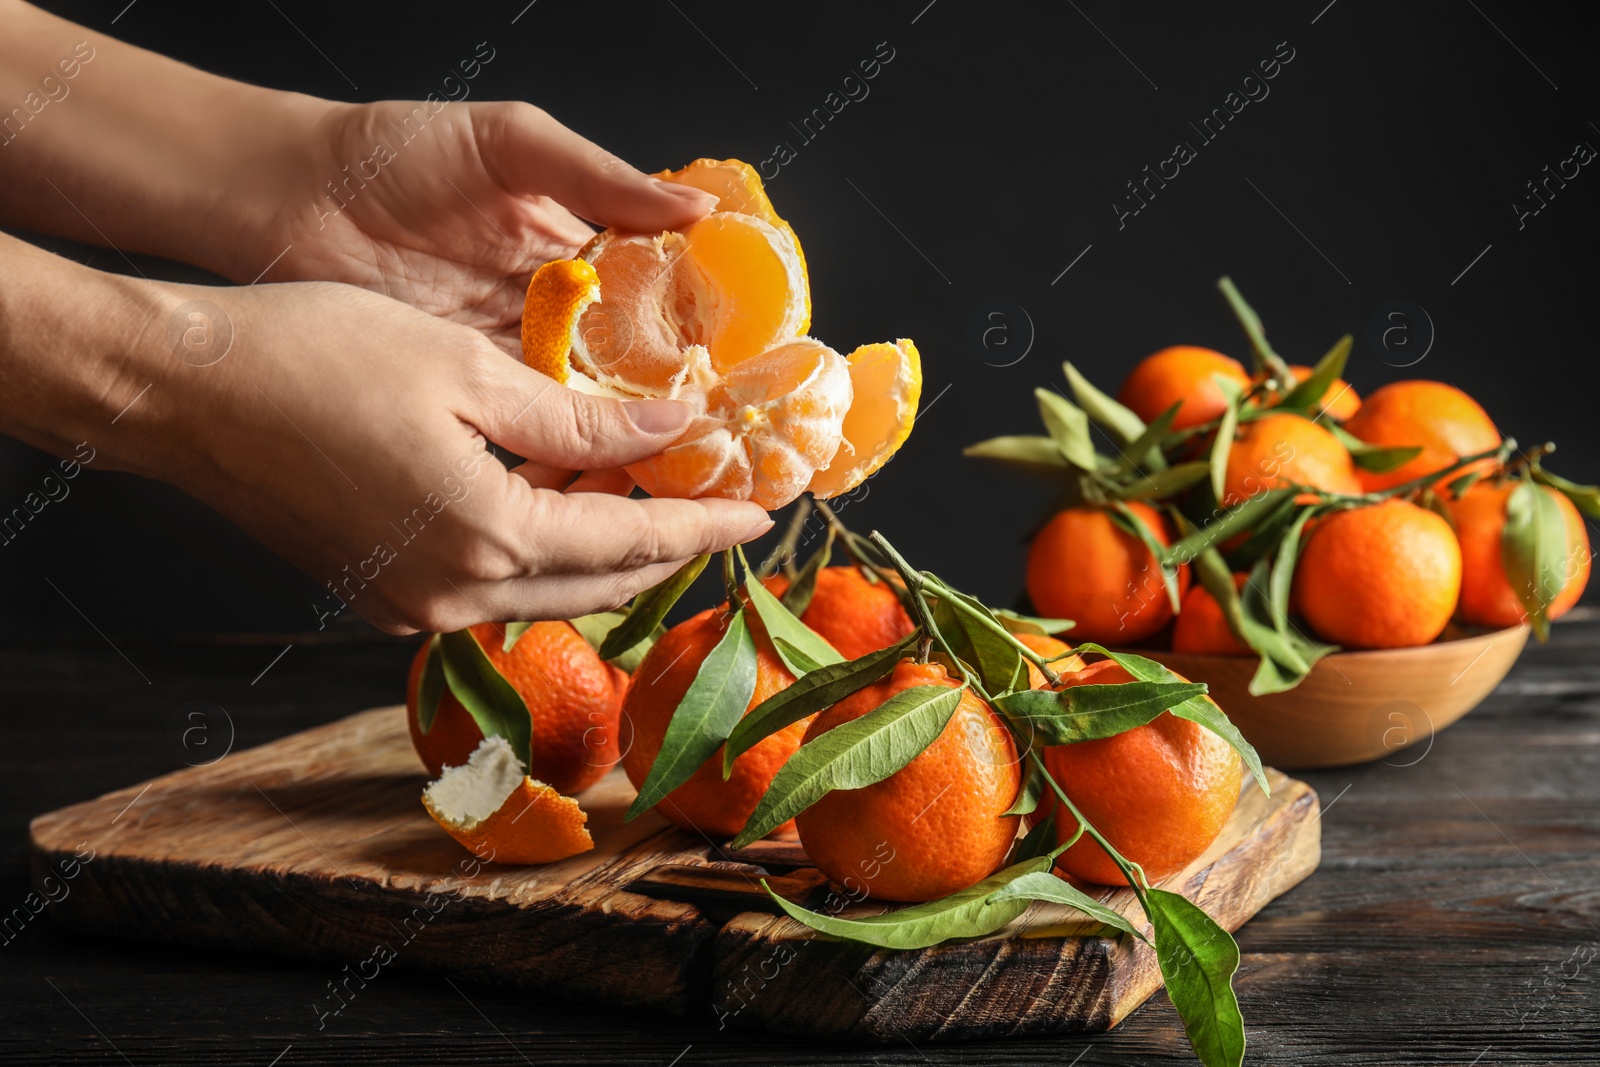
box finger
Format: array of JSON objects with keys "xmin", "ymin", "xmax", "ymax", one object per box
[
  {"xmin": 473, "ymin": 358, "xmax": 698, "ymax": 470},
  {"xmin": 489, "ymin": 559, "xmax": 695, "ymax": 622},
  {"xmin": 520, "ymin": 489, "xmax": 771, "ymax": 576},
  {"xmin": 477, "ymin": 102, "xmax": 719, "ymax": 232},
  {"xmin": 510, "ymin": 459, "xmax": 574, "ymax": 492},
  {"xmin": 566, "ymin": 468, "xmax": 634, "ymax": 496}
]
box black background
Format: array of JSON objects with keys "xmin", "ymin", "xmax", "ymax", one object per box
[{"xmin": 4, "ymin": 0, "xmax": 1596, "ymax": 640}]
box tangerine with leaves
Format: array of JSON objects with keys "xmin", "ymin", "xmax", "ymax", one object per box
[
  {"xmin": 620, "ymin": 606, "xmax": 799, "ymax": 838},
  {"xmin": 1343, "ymin": 380, "xmax": 1500, "ymax": 492},
  {"xmin": 407, "ymin": 622, "xmax": 629, "ymax": 796},
  {"xmin": 1041, "ymin": 660, "xmax": 1243, "ymax": 887},
  {"xmin": 1118, "ymin": 346, "xmax": 1252, "ymax": 431},
  {"xmin": 1026, "ymin": 502, "xmax": 1190, "ymax": 645},
  {"xmin": 1221, "ymin": 412, "xmax": 1361, "ymax": 507},
  {"xmin": 794, "ymin": 659, "xmax": 1021, "ymax": 903},
  {"xmin": 1290, "ymin": 498, "xmax": 1462, "ymax": 649},
  {"xmin": 1448, "ymin": 479, "xmax": 1591, "ymax": 630}
]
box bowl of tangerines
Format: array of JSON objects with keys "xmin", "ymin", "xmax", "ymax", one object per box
[{"xmin": 969, "ymin": 277, "xmax": 1595, "ymax": 768}]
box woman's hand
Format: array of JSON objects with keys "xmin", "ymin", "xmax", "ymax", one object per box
[
  {"xmin": 265, "ymin": 100, "xmax": 720, "ymax": 353},
  {"xmin": 0, "ymin": 234, "xmax": 771, "ymax": 633}
]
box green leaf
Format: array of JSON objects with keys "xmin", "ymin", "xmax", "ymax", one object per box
[
  {"xmin": 1035, "ymin": 388, "xmax": 1099, "ymax": 471},
  {"xmin": 762, "ymin": 850, "xmax": 1057, "ymax": 950},
  {"xmin": 996, "ymin": 681, "xmax": 1209, "ymax": 746},
  {"xmin": 1165, "ymin": 489, "xmax": 1298, "ymax": 567},
  {"xmin": 625, "ymin": 608, "xmax": 759, "ymax": 821},
  {"xmin": 741, "ymin": 561, "xmax": 845, "ymax": 676},
  {"xmin": 501, "ymin": 622, "xmax": 533, "ymax": 653},
  {"xmin": 438, "ymin": 629, "xmax": 532, "ymax": 772},
  {"xmin": 1111, "ymin": 503, "xmax": 1181, "ymax": 614},
  {"xmin": 781, "ymin": 526, "xmax": 835, "ymax": 616},
  {"xmin": 1209, "ymin": 398, "xmax": 1238, "ymax": 503},
  {"xmin": 1112, "ymin": 462, "xmax": 1210, "ymax": 502},
  {"xmin": 1004, "ymin": 763, "xmax": 1046, "ymax": 817},
  {"xmin": 1147, "ymin": 887, "xmax": 1246, "ymax": 1067},
  {"xmin": 1064, "ymin": 361, "xmax": 1146, "ymax": 446},
  {"xmin": 1074, "ymin": 644, "xmax": 1268, "ymax": 796},
  {"xmin": 933, "ymin": 591, "xmax": 1027, "ymax": 696},
  {"xmin": 1328, "ymin": 424, "xmax": 1423, "ymax": 474},
  {"xmin": 1112, "ymin": 402, "xmax": 1179, "ymax": 475},
  {"xmin": 1278, "ymin": 334, "xmax": 1350, "ymax": 412},
  {"xmin": 1222, "ymin": 491, "xmax": 1301, "ymax": 571},
  {"xmin": 962, "ymin": 434, "xmax": 1072, "ymax": 475},
  {"xmin": 1267, "ymin": 507, "xmax": 1316, "ymax": 632},
  {"xmin": 993, "ymin": 608, "xmax": 1075, "ymax": 637},
  {"xmin": 1503, "ymin": 481, "xmax": 1571, "ymax": 641},
  {"xmin": 415, "ymin": 634, "xmax": 445, "ymax": 735},
  {"xmin": 722, "ymin": 635, "xmax": 913, "ymax": 775},
  {"xmin": 599, "ymin": 554, "xmax": 710, "ymax": 662},
  {"xmin": 733, "ymin": 684, "xmax": 963, "ymax": 847},
  {"xmin": 1533, "ymin": 465, "xmax": 1600, "ymax": 521},
  {"xmin": 1216, "ymin": 275, "xmax": 1290, "ymax": 384},
  {"xmin": 568, "ymin": 611, "xmax": 659, "ymax": 672},
  {"xmin": 1010, "ymin": 809, "xmax": 1055, "ymax": 857},
  {"xmin": 773, "ymin": 636, "xmax": 825, "ymax": 676},
  {"xmin": 987, "ymin": 871, "xmax": 1149, "ymax": 944}
]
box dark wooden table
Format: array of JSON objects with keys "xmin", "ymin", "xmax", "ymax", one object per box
[{"xmin": 3, "ymin": 617, "xmax": 1598, "ymax": 1066}]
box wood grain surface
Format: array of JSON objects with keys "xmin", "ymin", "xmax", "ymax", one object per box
[
  {"xmin": 25, "ymin": 701, "xmax": 1318, "ymax": 1042},
  {"xmin": 3, "ymin": 618, "xmax": 1598, "ymax": 1064}
]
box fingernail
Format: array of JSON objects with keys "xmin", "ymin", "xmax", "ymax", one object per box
[
  {"xmin": 654, "ymin": 179, "xmax": 720, "ymax": 207},
  {"xmin": 626, "ymin": 398, "xmax": 692, "ymax": 434},
  {"xmin": 745, "ymin": 517, "xmax": 775, "ymax": 540}
]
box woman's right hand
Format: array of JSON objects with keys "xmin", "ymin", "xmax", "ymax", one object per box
[{"xmin": 104, "ymin": 277, "xmax": 770, "ymax": 633}]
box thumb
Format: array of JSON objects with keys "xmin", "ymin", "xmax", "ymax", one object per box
[
  {"xmin": 476, "ymin": 357, "xmax": 698, "ymax": 470},
  {"xmin": 478, "ymin": 102, "xmax": 719, "ymax": 232}
]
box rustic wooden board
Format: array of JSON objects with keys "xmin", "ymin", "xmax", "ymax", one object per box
[{"xmin": 28, "ymin": 704, "xmax": 1320, "ymax": 1041}]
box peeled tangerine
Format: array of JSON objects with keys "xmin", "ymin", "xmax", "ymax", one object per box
[
  {"xmin": 521, "ymin": 158, "xmax": 920, "ymax": 509},
  {"xmin": 422, "ymin": 736, "xmax": 593, "ymax": 865}
]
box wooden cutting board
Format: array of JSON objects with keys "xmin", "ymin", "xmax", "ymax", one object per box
[{"xmin": 29, "ymin": 705, "xmax": 1320, "ymax": 1042}]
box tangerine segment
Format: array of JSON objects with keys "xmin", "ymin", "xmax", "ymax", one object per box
[
  {"xmin": 565, "ymin": 214, "xmax": 806, "ymax": 397},
  {"xmin": 656, "ymin": 157, "xmax": 810, "ymax": 332},
  {"xmin": 807, "ymin": 340, "xmax": 922, "ymax": 499},
  {"xmin": 626, "ymin": 338, "xmax": 851, "ymax": 510},
  {"xmin": 520, "ymin": 259, "xmax": 601, "ymax": 387},
  {"xmin": 422, "ymin": 737, "xmax": 593, "ymax": 865}
]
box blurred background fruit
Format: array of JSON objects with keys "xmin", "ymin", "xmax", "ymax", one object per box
[
  {"xmin": 1117, "ymin": 346, "xmax": 1252, "ymax": 431},
  {"xmin": 1291, "ymin": 499, "xmax": 1462, "ymax": 649},
  {"xmin": 1449, "ymin": 480, "xmax": 1592, "ymax": 629},
  {"xmin": 1026, "ymin": 502, "xmax": 1189, "ymax": 645},
  {"xmin": 1343, "ymin": 380, "xmax": 1501, "ymax": 492},
  {"xmin": 1221, "ymin": 412, "xmax": 1361, "ymax": 506}
]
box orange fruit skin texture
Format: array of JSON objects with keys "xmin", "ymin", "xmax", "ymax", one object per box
[
  {"xmin": 1222, "ymin": 412, "xmax": 1361, "ymax": 507},
  {"xmin": 1448, "ymin": 481, "xmax": 1592, "ymax": 628},
  {"xmin": 1118, "ymin": 346, "xmax": 1252, "ymax": 432},
  {"xmin": 621, "ymin": 606, "xmax": 799, "ymax": 838},
  {"xmin": 1171, "ymin": 575, "xmax": 1252, "ymax": 655},
  {"xmin": 431, "ymin": 778, "xmax": 593, "ymax": 866},
  {"xmin": 1042, "ymin": 661, "xmax": 1243, "ymax": 887},
  {"xmin": 765, "ymin": 566, "xmax": 915, "ymax": 660},
  {"xmin": 1343, "ymin": 380, "xmax": 1501, "ymax": 492},
  {"xmin": 1016, "ymin": 632, "xmax": 1086, "ymax": 687},
  {"xmin": 407, "ymin": 622, "xmax": 630, "ymax": 796},
  {"xmin": 1291, "ymin": 499, "xmax": 1463, "ymax": 649},
  {"xmin": 795, "ymin": 660, "xmax": 1021, "ymax": 903},
  {"xmin": 1026, "ymin": 502, "xmax": 1191, "ymax": 645}
]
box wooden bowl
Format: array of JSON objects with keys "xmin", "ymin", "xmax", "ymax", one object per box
[{"xmin": 1139, "ymin": 624, "xmax": 1529, "ymax": 769}]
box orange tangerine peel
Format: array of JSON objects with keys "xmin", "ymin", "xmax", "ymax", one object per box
[
  {"xmin": 520, "ymin": 157, "xmax": 919, "ymax": 509},
  {"xmin": 422, "ymin": 736, "xmax": 593, "ymax": 865}
]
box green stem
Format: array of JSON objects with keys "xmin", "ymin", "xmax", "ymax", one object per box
[
  {"xmin": 1027, "ymin": 748, "xmax": 1151, "ymax": 902},
  {"xmin": 1359, "ymin": 440, "xmax": 1516, "ymax": 502}
]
